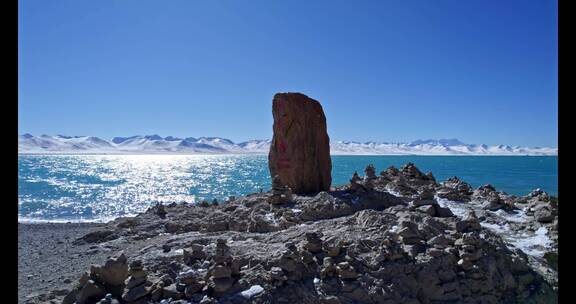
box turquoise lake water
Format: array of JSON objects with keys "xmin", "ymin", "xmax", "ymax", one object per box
[{"xmin": 18, "ymin": 155, "xmax": 558, "ymax": 222}]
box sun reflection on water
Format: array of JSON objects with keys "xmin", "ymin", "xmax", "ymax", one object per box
[{"xmin": 18, "ymin": 154, "xmax": 270, "ymax": 222}]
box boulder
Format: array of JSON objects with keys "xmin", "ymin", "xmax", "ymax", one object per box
[
  {"xmin": 268, "ymin": 93, "xmax": 332, "ymax": 194},
  {"xmin": 76, "ymin": 280, "xmax": 106, "ymax": 304},
  {"xmin": 534, "ymin": 206, "xmax": 555, "ymax": 223},
  {"xmin": 89, "ymin": 252, "xmax": 129, "ymax": 288}
]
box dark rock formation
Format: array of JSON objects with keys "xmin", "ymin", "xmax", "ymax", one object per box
[
  {"xmin": 268, "ymin": 93, "xmax": 332, "ymax": 194},
  {"xmin": 46, "ymin": 163, "xmax": 557, "ymax": 304}
]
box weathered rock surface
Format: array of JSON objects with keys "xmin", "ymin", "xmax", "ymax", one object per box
[
  {"xmin": 33, "ymin": 163, "xmax": 557, "ymax": 304},
  {"xmin": 268, "ymin": 93, "xmax": 332, "ymax": 194}
]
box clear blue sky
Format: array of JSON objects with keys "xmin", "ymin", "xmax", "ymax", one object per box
[{"xmin": 18, "ymin": 0, "xmax": 557, "ymax": 147}]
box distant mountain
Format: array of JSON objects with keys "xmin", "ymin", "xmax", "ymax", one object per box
[{"xmin": 18, "ymin": 134, "xmax": 558, "ymax": 156}]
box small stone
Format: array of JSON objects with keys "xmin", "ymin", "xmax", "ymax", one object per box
[
  {"xmin": 162, "ymin": 284, "xmax": 182, "ymax": 300},
  {"xmin": 162, "ymin": 244, "xmax": 171, "ymax": 253},
  {"xmin": 419, "ymin": 188, "xmax": 435, "ymax": 200},
  {"xmin": 240, "ymin": 285, "xmax": 265, "ymax": 299},
  {"xmin": 457, "ymin": 259, "xmax": 473, "ymax": 271},
  {"xmin": 212, "ymin": 277, "xmax": 235, "ymax": 293},
  {"xmin": 416, "ymin": 205, "xmax": 436, "ymax": 216},
  {"xmin": 336, "ymin": 262, "xmax": 357, "ymax": 280},
  {"xmin": 427, "ymin": 235, "xmax": 453, "ymax": 249},
  {"xmin": 165, "ymin": 222, "xmax": 181, "ymax": 233},
  {"xmin": 535, "ymin": 206, "xmax": 555, "ymax": 223},
  {"xmin": 211, "ymin": 265, "xmax": 232, "ymax": 279},
  {"xmin": 185, "ymin": 281, "xmax": 205, "ymax": 297},
  {"xmin": 125, "ymin": 276, "xmax": 147, "ymax": 289},
  {"xmin": 434, "ymin": 206, "xmax": 454, "ymax": 217}
]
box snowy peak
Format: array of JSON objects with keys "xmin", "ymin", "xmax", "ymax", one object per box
[
  {"xmin": 18, "ymin": 134, "xmax": 557, "ymax": 156},
  {"xmin": 409, "ymin": 138, "xmax": 465, "ymax": 147}
]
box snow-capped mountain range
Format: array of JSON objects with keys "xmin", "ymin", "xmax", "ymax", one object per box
[{"xmin": 18, "ymin": 134, "xmax": 557, "ymax": 156}]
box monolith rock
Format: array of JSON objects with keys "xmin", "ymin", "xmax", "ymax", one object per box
[{"xmin": 268, "ymin": 92, "xmax": 332, "ymax": 194}]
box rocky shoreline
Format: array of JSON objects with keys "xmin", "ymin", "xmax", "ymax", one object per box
[{"xmin": 19, "ymin": 163, "xmax": 558, "ymax": 304}]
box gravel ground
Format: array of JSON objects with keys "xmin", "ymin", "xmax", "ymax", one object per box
[{"xmin": 18, "ymin": 222, "xmax": 108, "ymax": 304}]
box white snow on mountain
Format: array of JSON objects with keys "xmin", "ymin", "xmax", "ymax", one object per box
[{"xmin": 18, "ymin": 134, "xmax": 557, "ymax": 156}]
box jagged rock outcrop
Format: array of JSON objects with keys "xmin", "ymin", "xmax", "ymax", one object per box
[
  {"xmin": 48, "ymin": 163, "xmax": 557, "ymax": 304},
  {"xmin": 268, "ymin": 93, "xmax": 332, "ymax": 194}
]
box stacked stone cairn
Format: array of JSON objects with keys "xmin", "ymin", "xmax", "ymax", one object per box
[
  {"xmin": 349, "ymin": 165, "xmax": 378, "ymax": 192},
  {"xmin": 472, "ymin": 184, "xmax": 510, "ymax": 211},
  {"xmin": 363, "ymin": 164, "xmax": 377, "ymax": 190},
  {"xmin": 336, "ymin": 261, "xmax": 358, "ymax": 280},
  {"xmin": 349, "ymin": 171, "xmax": 363, "ymax": 191},
  {"xmin": 270, "ymin": 174, "xmax": 293, "ymax": 205},
  {"xmin": 206, "ymin": 239, "xmax": 236, "ymax": 295},
  {"xmin": 269, "ymin": 266, "xmax": 287, "ymax": 287},
  {"xmin": 121, "ymin": 260, "xmax": 150, "ymax": 303},
  {"xmin": 303, "ymin": 232, "xmax": 323, "ymax": 253},
  {"xmin": 278, "ymin": 242, "xmax": 307, "ymax": 281},
  {"xmin": 183, "ymin": 243, "xmax": 207, "ymax": 266},
  {"xmin": 437, "ymin": 176, "xmax": 473, "ymax": 202},
  {"xmin": 410, "ymin": 187, "xmax": 454, "ymax": 218}
]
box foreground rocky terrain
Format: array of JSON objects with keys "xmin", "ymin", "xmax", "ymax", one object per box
[{"xmin": 21, "ymin": 163, "xmax": 558, "ymax": 304}]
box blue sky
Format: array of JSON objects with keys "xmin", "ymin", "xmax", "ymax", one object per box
[{"xmin": 18, "ymin": 0, "xmax": 557, "ymax": 147}]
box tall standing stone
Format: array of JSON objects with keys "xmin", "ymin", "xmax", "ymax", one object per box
[{"xmin": 268, "ymin": 93, "xmax": 332, "ymax": 194}]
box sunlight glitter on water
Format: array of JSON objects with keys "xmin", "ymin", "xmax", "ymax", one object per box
[{"xmin": 18, "ymin": 155, "xmax": 270, "ymax": 222}]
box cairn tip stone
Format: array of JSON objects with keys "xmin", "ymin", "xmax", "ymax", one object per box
[{"xmin": 268, "ymin": 92, "xmax": 332, "ymax": 194}]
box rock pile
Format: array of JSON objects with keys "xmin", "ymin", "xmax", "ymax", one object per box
[
  {"xmin": 122, "ymin": 260, "xmax": 149, "ymax": 303},
  {"xmin": 207, "ymin": 239, "xmax": 236, "ymax": 295},
  {"xmin": 49, "ymin": 161, "xmax": 557, "ymax": 304},
  {"xmin": 437, "ymin": 176, "xmax": 473, "ymax": 202},
  {"xmin": 183, "ymin": 243, "xmax": 206, "ymax": 265},
  {"xmin": 63, "ymin": 252, "xmax": 128, "ymax": 304}
]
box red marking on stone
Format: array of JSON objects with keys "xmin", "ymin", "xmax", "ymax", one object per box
[
  {"xmin": 277, "ymin": 163, "xmax": 291, "ymax": 169},
  {"xmin": 278, "ymin": 159, "xmax": 291, "ymax": 166},
  {"xmin": 279, "ymin": 142, "xmax": 287, "ymax": 153}
]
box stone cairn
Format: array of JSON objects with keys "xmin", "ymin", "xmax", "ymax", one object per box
[
  {"xmin": 183, "ymin": 243, "xmax": 207, "ymax": 266},
  {"xmin": 349, "ymin": 171, "xmax": 363, "ymax": 192},
  {"xmin": 349, "ymin": 165, "xmax": 378, "ymax": 192},
  {"xmin": 303, "ymin": 232, "xmax": 323, "ymax": 253},
  {"xmin": 207, "ymin": 239, "xmax": 236, "ymax": 295},
  {"xmin": 320, "ymin": 257, "xmax": 337, "ymax": 279},
  {"xmin": 278, "ymin": 242, "xmax": 306, "ymax": 281},
  {"xmin": 121, "ymin": 260, "xmax": 149, "ymax": 303},
  {"xmin": 363, "ymin": 164, "xmax": 377, "ymax": 190},
  {"xmin": 336, "ymin": 261, "xmax": 358, "ymax": 280},
  {"xmin": 270, "ymin": 174, "xmax": 293, "ymax": 205},
  {"xmin": 364, "ymin": 164, "xmax": 377, "ymax": 180}
]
